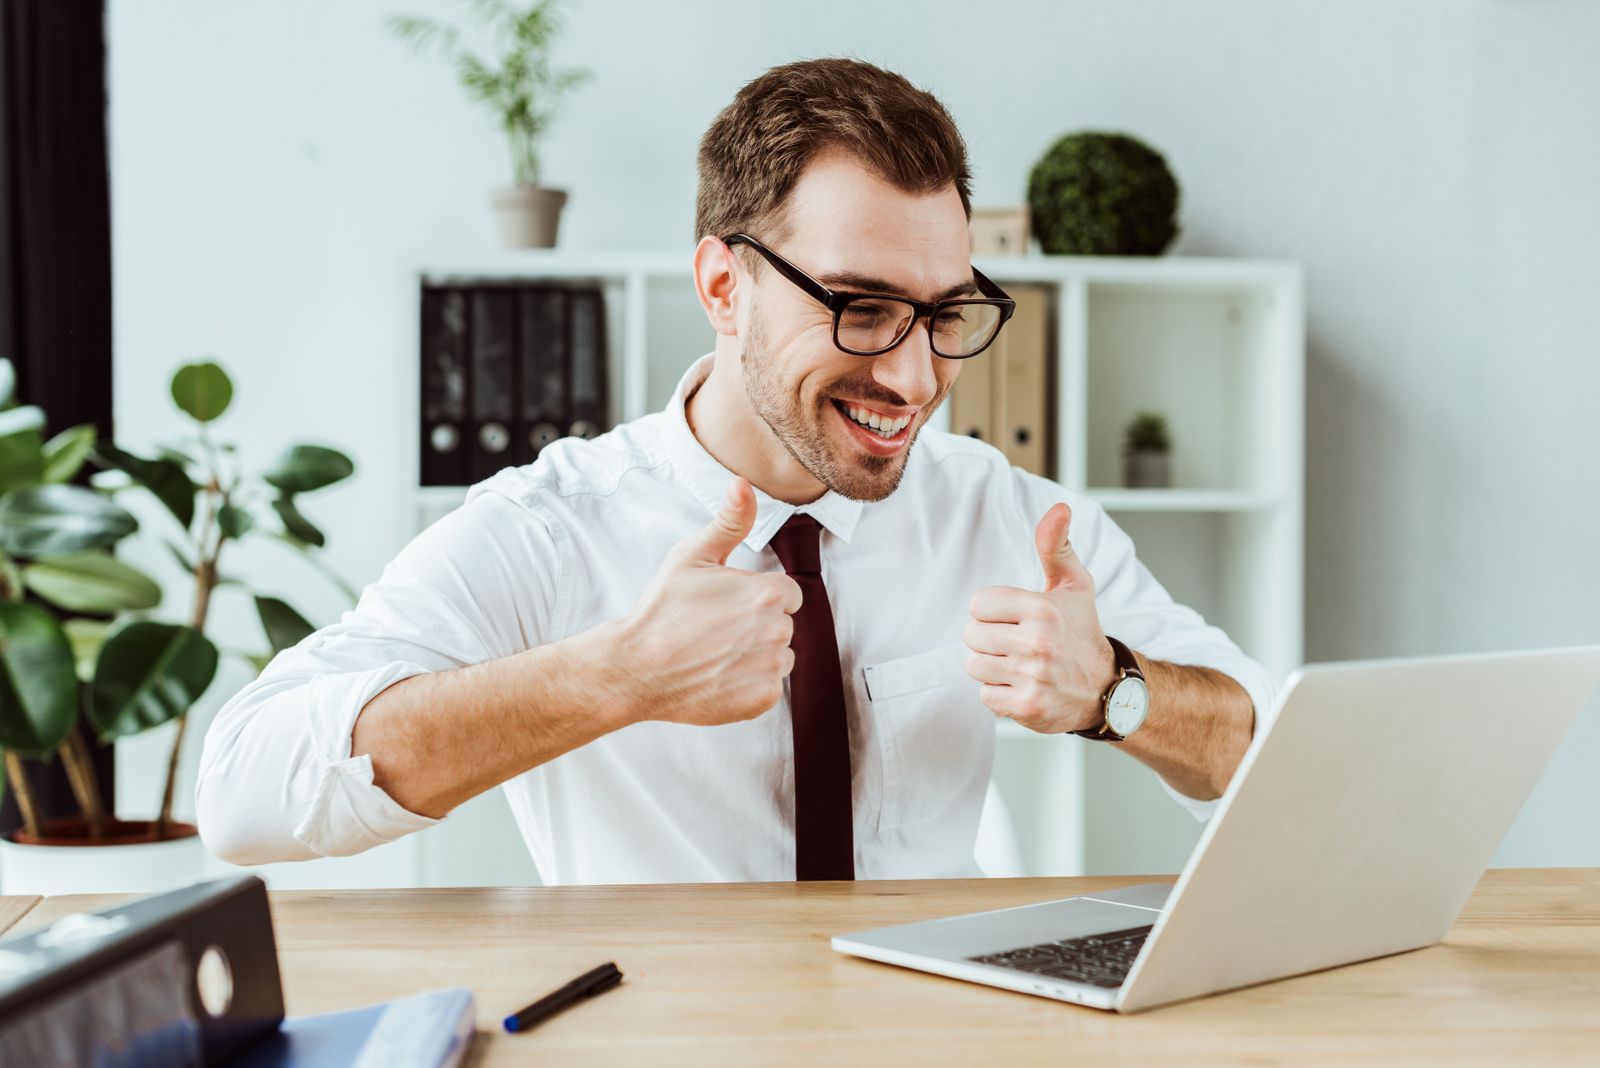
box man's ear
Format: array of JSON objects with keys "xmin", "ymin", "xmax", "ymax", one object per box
[{"xmin": 692, "ymin": 235, "xmax": 742, "ymax": 337}]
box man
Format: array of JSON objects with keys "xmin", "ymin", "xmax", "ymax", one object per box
[{"xmin": 197, "ymin": 58, "xmax": 1271, "ymax": 884}]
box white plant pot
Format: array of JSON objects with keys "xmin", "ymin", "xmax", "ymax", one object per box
[
  {"xmin": 491, "ymin": 185, "xmax": 568, "ymax": 248},
  {"xmin": 0, "ymin": 821, "xmax": 207, "ymax": 897}
]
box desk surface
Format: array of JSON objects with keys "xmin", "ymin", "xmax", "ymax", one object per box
[{"xmin": 5, "ymin": 868, "xmax": 1598, "ymax": 1065}]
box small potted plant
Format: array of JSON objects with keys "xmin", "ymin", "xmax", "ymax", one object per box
[
  {"xmin": 389, "ymin": 0, "xmax": 591, "ymax": 248},
  {"xmin": 1123, "ymin": 411, "xmax": 1173, "ymax": 489},
  {"xmin": 0, "ymin": 359, "xmax": 356, "ymax": 895}
]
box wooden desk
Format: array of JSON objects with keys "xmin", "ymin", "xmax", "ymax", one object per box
[
  {"xmin": 9, "ymin": 869, "xmax": 1599, "ymax": 1065},
  {"xmin": 0, "ymin": 895, "xmax": 38, "ymax": 935}
]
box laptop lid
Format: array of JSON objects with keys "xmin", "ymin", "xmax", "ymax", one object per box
[{"xmin": 1117, "ymin": 645, "xmax": 1600, "ymax": 1012}]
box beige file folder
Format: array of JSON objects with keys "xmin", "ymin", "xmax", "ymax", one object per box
[{"xmin": 947, "ymin": 283, "xmax": 1052, "ymax": 478}]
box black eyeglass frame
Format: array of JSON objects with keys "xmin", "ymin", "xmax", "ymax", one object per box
[{"xmin": 721, "ymin": 233, "xmax": 1017, "ymax": 359}]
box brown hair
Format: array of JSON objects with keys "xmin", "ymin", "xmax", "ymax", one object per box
[{"xmin": 695, "ymin": 58, "xmax": 972, "ymax": 246}]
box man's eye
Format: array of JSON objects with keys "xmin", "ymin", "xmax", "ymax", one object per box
[{"xmin": 935, "ymin": 310, "xmax": 967, "ymax": 326}]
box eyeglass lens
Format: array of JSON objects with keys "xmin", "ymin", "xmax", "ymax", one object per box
[{"xmin": 836, "ymin": 297, "xmax": 1004, "ymax": 357}]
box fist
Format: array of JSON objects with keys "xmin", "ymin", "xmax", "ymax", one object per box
[
  {"xmin": 621, "ymin": 477, "xmax": 803, "ymax": 727},
  {"xmin": 963, "ymin": 502, "xmax": 1116, "ymax": 734}
]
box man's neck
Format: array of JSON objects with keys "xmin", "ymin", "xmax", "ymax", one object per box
[{"xmin": 684, "ymin": 354, "xmax": 827, "ymax": 506}]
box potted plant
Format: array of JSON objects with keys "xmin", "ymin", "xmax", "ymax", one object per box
[
  {"xmin": 1027, "ymin": 132, "xmax": 1181, "ymax": 256},
  {"xmin": 1123, "ymin": 411, "xmax": 1173, "ymax": 489},
  {"xmin": 0, "ymin": 359, "xmax": 356, "ymax": 895},
  {"xmin": 390, "ymin": 0, "xmax": 592, "ymax": 249}
]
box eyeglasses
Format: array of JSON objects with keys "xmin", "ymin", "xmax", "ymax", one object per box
[{"xmin": 721, "ymin": 233, "xmax": 1016, "ymax": 359}]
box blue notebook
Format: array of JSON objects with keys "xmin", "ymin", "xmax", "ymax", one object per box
[{"xmin": 232, "ymin": 987, "xmax": 476, "ymax": 1068}]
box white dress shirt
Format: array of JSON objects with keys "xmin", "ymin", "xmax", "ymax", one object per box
[{"xmin": 197, "ymin": 354, "xmax": 1276, "ymax": 884}]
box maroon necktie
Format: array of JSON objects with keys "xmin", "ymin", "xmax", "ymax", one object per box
[{"xmin": 768, "ymin": 514, "xmax": 855, "ymax": 881}]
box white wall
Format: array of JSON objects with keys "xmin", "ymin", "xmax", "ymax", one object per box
[{"xmin": 104, "ymin": 0, "xmax": 1600, "ymax": 873}]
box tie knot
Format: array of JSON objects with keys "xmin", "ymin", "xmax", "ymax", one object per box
[{"xmin": 769, "ymin": 513, "xmax": 823, "ymax": 575}]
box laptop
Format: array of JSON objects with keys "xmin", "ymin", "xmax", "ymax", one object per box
[{"xmin": 833, "ymin": 645, "xmax": 1600, "ymax": 1012}]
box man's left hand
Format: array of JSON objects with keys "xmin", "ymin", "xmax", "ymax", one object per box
[{"xmin": 963, "ymin": 502, "xmax": 1118, "ymax": 734}]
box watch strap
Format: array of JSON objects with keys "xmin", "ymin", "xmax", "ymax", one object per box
[{"xmin": 1071, "ymin": 636, "xmax": 1142, "ymax": 742}]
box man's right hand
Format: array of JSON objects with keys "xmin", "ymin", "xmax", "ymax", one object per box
[{"xmin": 613, "ymin": 476, "xmax": 803, "ymax": 727}]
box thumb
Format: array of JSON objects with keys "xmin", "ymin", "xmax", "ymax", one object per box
[
  {"xmin": 683, "ymin": 476, "xmax": 757, "ymax": 566},
  {"xmin": 1035, "ymin": 502, "xmax": 1091, "ymax": 593}
]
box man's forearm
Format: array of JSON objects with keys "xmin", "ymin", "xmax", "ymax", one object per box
[
  {"xmin": 351, "ymin": 620, "xmax": 638, "ymax": 819},
  {"xmin": 1113, "ymin": 653, "xmax": 1255, "ymax": 801}
]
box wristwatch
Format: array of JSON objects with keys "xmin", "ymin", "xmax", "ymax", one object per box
[{"xmin": 1071, "ymin": 636, "xmax": 1149, "ymax": 742}]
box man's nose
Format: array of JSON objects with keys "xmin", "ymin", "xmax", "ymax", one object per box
[{"xmin": 872, "ymin": 321, "xmax": 940, "ymax": 408}]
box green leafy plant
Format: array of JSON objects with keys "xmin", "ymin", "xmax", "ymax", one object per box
[
  {"xmin": 1027, "ymin": 132, "xmax": 1180, "ymax": 256},
  {"xmin": 1123, "ymin": 412, "xmax": 1172, "ymax": 454},
  {"xmin": 0, "ymin": 358, "xmax": 356, "ymax": 843},
  {"xmin": 388, "ymin": 0, "xmax": 591, "ymax": 187}
]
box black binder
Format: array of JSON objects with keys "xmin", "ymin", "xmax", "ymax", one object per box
[
  {"xmin": 0, "ymin": 876, "xmax": 284, "ymax": 1066},
  {"xmin": 420, "ymin": 287, "xmax": 469, "ymax": 486},
  {"xmin": 467, "ymin": 286, "xmax": 517, "ymax": 483},
  {"xmin": 567, "ymin": 286, "xmax": 608, "ymax": 441},
  {"xmin": 518, "ymin": 285, "xmax": 569, "ymax": 466}
]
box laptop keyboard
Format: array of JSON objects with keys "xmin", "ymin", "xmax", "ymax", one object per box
[{"xmin": 967, "ymin": 923, "xmax": 1153, "ymax": 988}]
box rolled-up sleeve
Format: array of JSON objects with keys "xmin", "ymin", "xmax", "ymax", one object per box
[
  {"xmin": 196, "ymin": 480, "xmax": 565, "ymax": 863},
  {"xmin": 1013, "ymin": 471, "xmax": 1278, "ymax": 823}
]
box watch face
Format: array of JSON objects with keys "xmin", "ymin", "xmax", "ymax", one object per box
[{"xmin": 1107, "ymin": 676, "xmax": 1150, "ymax": 737}]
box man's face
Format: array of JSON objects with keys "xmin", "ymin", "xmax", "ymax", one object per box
[{"xmin": 738, "ymin": 152, "xmax": 973, "ymax": 502}]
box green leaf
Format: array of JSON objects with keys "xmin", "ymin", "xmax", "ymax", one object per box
[
  {"xmin": 0, "ymin": 549, "xmax": 21, "ymax": 602},
  {"xmin": 22, "ymin": 550, "xmax": 162, "ymax": 614},
  {"xmin": 92, "ymin": 442, "xmax": 197, "ymax": 530},
  {"xmin": 63, "ymin": 618, "xmax": 111, "ymax": 682},
  {"xmin": 272, "ymin": 496, "xmax": 324, "ymax": 547},
  {"xmin": 262, "ymin": 445, "xmax": 354, "ymax": 494},
  {"xmin": 0, "ymin": 405, "xmax": 45, "ymax": 437},
  {"xmin": 0, "ymin": 427, "xmax": 44, "ymax": 495},
  {"xmin": 170, "ymin": 361, "xmax": 233, "ymax": 423},
  {"xmin": 0, "ymin": 484, "xmax": 139, "ymax": 558},
  {"xmin": 255, "ymin": 595, "xmax": 315, "ymax": 654},
  {"xmin": 217, "ymin": 503, "xmax": 254, "ymax": 540},
  {"xmin": 41, "ymin": 424, "xmax": 99, "ymax": 484},
  {"xmin": 88, "ymin": 621, "xmax": 218, "ymax": 740},
  {"xmin": 0, "ymin": 358, "xmax": 15, "ymax": 410},
  {"xmin": 243, "ymin": 651, "xmax": 275, "ymax": 675},
  {"xmin": 0, "ymin": 601, "xmax": 79, "ymax": 755}
]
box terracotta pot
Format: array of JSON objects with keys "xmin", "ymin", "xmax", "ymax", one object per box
[{"xmin": 0, "ymin": 816, "xmax": 206, "ymax": 896}]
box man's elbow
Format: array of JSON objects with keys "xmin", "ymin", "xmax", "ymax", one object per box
[{"xmin": 195, "ymin": 773, "xmax": 317, "ymax": 866}]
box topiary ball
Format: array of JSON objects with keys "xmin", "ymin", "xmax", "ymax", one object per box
[{"xmin": 1027, "ymin": 132, "xmax": 1180, "ymax": 256}]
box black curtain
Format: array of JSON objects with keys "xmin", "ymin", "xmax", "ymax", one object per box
[{"xmin": 0, "ymin": 0, "xmax": 115, "ymax": 835}]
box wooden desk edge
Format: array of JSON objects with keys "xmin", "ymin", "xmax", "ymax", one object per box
[{"xmin": 0, "ymin": 896, "xmax": 41, "ymax": 936}]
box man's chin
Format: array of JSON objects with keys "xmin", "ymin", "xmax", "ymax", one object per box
[{"xmin": 818, "ymin": 426, "xmax": 917, "ymax": 502}]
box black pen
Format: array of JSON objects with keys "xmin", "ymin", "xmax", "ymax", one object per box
[{"xmin": 503, "ymin": 961, "xmax": 624, "ymax": 1033}]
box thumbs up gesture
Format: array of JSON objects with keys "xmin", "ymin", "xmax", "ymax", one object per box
[
  {"xmin": 618, "ymin": 477, "xmax": 804, "ymax": 727},
  {"xmin": 963, "ymin": 502, "xmax": 1117, "ymax": 734}
]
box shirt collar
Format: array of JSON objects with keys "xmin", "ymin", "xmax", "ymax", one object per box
[{"xmin": 662, "ymin": 353, "xmax": 864, "ymax": 554}]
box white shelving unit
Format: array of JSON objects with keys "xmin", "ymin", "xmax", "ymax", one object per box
[{"xmin": 408, "ymin": 251, "xmax": 1304, "ymax": 883}]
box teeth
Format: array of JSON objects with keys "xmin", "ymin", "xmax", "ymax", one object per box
[{"xmin": 842, "ymin": 403, "xmax": 909, "ymax": 438}]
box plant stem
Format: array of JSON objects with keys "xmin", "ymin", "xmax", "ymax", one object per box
[
  {"xmin": 60, "ymin": 725, "xmax": 107, "ymax": 840},
  {"xmin": 3, "ymin": 752, "xmax": 42, "ymax": 839},
  {"xmin": 156, "ymin": 717, "xmax": 189, "ymax": 838},
  {"xmin": 157, "ymin": 464, "xmax": 222, "ymax": 838}
]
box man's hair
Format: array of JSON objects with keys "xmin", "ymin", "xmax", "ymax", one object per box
[{"xmin": 695, "ymin": 58, "xmax": 973, "ymax": 246}]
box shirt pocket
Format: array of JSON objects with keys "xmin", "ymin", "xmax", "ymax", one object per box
[{"xmin": 862, "ymin": 643, "xmax": 993, "ymax": 830}]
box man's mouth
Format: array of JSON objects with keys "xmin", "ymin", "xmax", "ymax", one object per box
[{"xmin": 829, "ymin": 398, "xmax": 915, "ymax": 452}]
